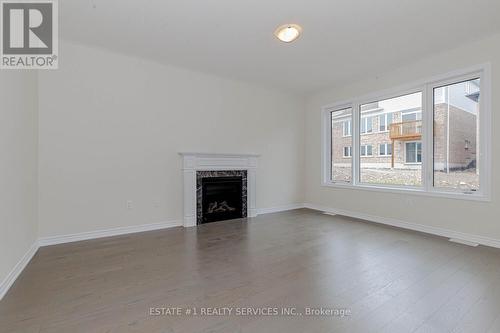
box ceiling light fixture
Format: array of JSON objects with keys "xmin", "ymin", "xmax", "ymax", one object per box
[{"xmin": 274, "ymin": 24, "xmax": 302, "ymax": 43}]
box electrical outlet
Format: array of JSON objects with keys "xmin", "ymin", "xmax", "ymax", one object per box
[{"xmin": 126, "ymin": 200, "xmax": 133, "ymax": 210}]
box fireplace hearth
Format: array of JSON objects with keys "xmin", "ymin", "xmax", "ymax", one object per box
[{"xmin": 196, "ymin": 170, "xmax": 247, "ymax": 224}]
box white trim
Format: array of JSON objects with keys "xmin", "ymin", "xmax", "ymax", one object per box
[
  {"xmin": 321, "ymin": 181, "xmax": 489, "ymax": 202},
  {"xmin": 1, "ymin": 207, "xmax": 307, "ymax": 301},
  {"xmin": 256, "ymin": 203, "xmax": 305, "ymax": 215},
  {"xmin": 38, "ymin": 220, "xmax": 182, "ymax": 246},
  {"xmin": 304, "ymin": 203, "xmax": 500, "ymax": 249},
  {"xmin": 0, "ymin": 241, "xmax": 39, "ymax": 301},
  {"xmin": 321, "ymin": 64, "xmax": 491, "ymax": 201},
  {"xmin": 36, "ymin": 205, "xmax": 307, "ymax": 247}
]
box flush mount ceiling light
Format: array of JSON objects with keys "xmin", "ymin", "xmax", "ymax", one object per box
[{"xmin": 274, "ymin": 24, "xmax": 302, "ymax": 43}]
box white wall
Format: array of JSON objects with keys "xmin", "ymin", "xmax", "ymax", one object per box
[
  {"xmin": 38, "ymin": 41, "xmax": 305, "ymax": 238},
  {"xmin": 305, "ymin": 33, "xmax": 500, "ymax": 242},
  {"xmin": 0, "ymin": 71, "xmax": 38, "ymax": 289}
]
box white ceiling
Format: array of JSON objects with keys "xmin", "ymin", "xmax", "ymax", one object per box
[{"xmin": 61, "ymin": 0, "xmax": 500, "ymax": 94}]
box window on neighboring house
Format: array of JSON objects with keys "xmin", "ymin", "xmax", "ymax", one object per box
[
  {"xmin": 379, "ymin": 113, "xmax": 393, "ymax": 132},
  {"xmin": 402, "ymin": 110, "xmax": 422, "ymax": 122},
  {"xmin": 405, "ymin": 142, "xmax": 422, "ymax": 163},
  {"xmin": 330, "ymin": 107, "xmax": 353, "ymax": 183},
  {"xmin": 360, "ymin": 116, "xmax": 373, "ymax": 134},
  {"xmin": 379, "ymin": 143, "xmax": 392, "ymax": 156},
  {"xmin": 323, "ymin": 66, "xmax": 489, "ymax": 199},
  {"xmin": 343, "ymin": 120, "xmax": 351, "ymax": 137},
  {"xmin": 360, "ymin": 145, "xmax": 373, "ymax": 156},
  {"xmin": 343, "ymin": 146, "xmax": 352, "ymax": 157}
]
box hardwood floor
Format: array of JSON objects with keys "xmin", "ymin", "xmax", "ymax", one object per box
[{"xmin": 1, "ymin": 209, "xmax": 500, "ymax": 333}]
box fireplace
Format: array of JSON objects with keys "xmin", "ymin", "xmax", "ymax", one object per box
[
  {"xmin": 180, "ymin": 153, "xmax": 258, "ymax": 227},
  {"xmin": 196, "ymin": 170, "xmax": 247, "ymax": 224}
]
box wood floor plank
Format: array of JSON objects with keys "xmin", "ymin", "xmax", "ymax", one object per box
[{"xmin": 0, "ymin": 209, "xmax": 499, "ymax": 333}]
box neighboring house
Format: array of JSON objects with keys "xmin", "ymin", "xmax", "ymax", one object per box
[{"xmin": 332, "ymin": 80, "xmax": 479, "ymax": 171}]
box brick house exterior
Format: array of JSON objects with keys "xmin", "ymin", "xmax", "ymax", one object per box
[{"xmin": 331, "ymin": 89, "xmax": 478, "ymax": 172}]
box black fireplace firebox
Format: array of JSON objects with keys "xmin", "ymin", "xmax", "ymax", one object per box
[{"xmin": 196, "ymin": 170, "xmax": 247, "ymax": 224}]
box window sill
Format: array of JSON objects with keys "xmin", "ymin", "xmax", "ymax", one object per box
[{"xmin": 321, "ymin": 181, "xmax": 490, "ymax": 202}]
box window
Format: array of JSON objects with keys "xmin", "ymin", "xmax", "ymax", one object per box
[
  {"xmin": 379, "ymin": 143, "xmax": 392, "ymax": 156},
  {"xmin": 343, "ymin": 120, "xmax": 352, "ymax": 137},
  {"xmin": 402, "ymin": 110, "xmax": 422, "ymax": 122},
  {"xmin": 405, "ymin": 142, "xmax": 422, "ymax": 163},
  {"xmin": 360, "ymin": 145, "xmax": 373, "ymax": 156},
  {"xmin": 323, "ymin": 65, "xmax": 490, "ymax": 199},
  {"xmin": 433, "ymin": 78, "xmax": 480, "ymax": 192},
  {"xmin": 343, "ymin": 146, "xmax": 352, "ymax": 157},
  {"xmin": 330, "ymin": 107, "xmax": 352, "ymax": 183},
  {"xmin": 379, "ymin": 113, "xmax": 393, "ymax": 132},
  {"xmin": 360, "ymin": 116, "xmax": 373, "ymax": 134},
  {"xmin": 360, "ymin": 92, "xmax": 423, "ymax": 186}
]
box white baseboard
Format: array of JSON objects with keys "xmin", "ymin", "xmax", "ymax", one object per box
[
  {"xmin": 38, "ymin": 219, "xmax": 183, "ymax": 247},
  {"xmin": 37, "ymin": 206, "xmax": 309, "ymax": 247},
  {"xmin": 37, "ymin": 205, "xmax": 311, "ymax": 248},
  {"xmin": 0, "ymin": 241, "xmax": 39, "ymax": 301},
  {"xmin": 304, "ymin": 203, "xmax": 500, "ymax": 249},
  {"xmin": 256, "ymin": 203, "xmax": 305, "ymax": 215}
]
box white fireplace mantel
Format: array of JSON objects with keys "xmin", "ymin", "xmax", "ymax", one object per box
[{"xmin": 179, "ymin": 152, "xmax": 259, "ymax": 227}]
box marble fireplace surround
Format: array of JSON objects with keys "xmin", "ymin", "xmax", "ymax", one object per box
[{"xmin": 179, "ymin": 153, "xmax": 259, "ymax": 227}]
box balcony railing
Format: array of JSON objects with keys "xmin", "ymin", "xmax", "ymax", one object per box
[{"xmin": 389, "ymin": 120, "xmax": 422, "ymax": 140}]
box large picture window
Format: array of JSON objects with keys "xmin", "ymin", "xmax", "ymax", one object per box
[
  {"xmin": 323, "ymin": 66, "xmax": 490, "ymax": 200},
  {"xmin": 359, "ymin": 92, "xmax": 423, "ymax": 186}
]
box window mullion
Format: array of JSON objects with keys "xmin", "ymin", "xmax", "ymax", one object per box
[
  {"xmin": 352, "ymin": 102, "xmax": 360, "ymax": 186},
  {"xmin": 423, "ymin": 84, "xmax": 433, "ymax": 193}
]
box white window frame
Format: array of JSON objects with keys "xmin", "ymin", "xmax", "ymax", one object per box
[
  {"xmin": 342, "ymin": 120, "xmax": 352, "ymax": 137},
  {"xmin": 401, "ymin": 109, "xmax": 422, "ymax": 122},
  {"xmin": 378, "ymin": 113, "xmax": 393, "ymax": 132},
  {"xmin": 379, "ymin": 143, "xmax": 392, "ymax": 156},
  {"xmin": 360, "ymin": 116, "xmax": 373, "ymax": 134},
  {"xmin": 321, "ymin": 64, "xmax": 491, "ymax": 201},
  {"xmin": 360, "ymin": 145, "xmax": 373, "ymax": 157},
  {"xmin": 404, "ymin": 141, "xmax": 422, "ymax": 164},
  {"xmin": 343, "ymin": 146, "xmax": 352, "ymax": 158}
]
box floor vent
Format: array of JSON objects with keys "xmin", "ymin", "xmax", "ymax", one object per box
[{"xmin": 449, "ymin": 238, "xmax": 479, "ymax": 247}]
